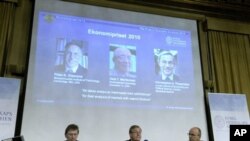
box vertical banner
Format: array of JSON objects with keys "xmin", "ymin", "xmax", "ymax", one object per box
[
  {"xmin": 208, "ymin": 93, "xmax": 250, "ymax": 141},
  {"xmin": 0, "ymin": 77, "xmax": 21, "ymax": 140}
]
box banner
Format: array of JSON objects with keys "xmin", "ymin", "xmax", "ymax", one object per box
[
  {"xmin": 208, "ymin": 93, "xmax": 250, "ymax": 141},
  {"xmin": 0, "ymin": 77, "xmax": 21, "ymax": 140}
]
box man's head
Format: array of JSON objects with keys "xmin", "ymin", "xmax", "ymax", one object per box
[
  {"xmin": 113, "ymin": 47, "xmax": 132, "ymax": 74},
  {"xmin": 129, "ymin": 125, "xmax": 142, "ymax": 141},
  {"xmin": 64, "ymin": 42, "xmax": 83, "ymax": 69},
  {"xmin": 157, "ymin": 51, "xmax": 177, "ymax": 77},
  {"xmin": 188, "ymin": 127, "xmax": 201, "ymax": 141},
  {"xmin": 65, "ymin": 124, "xmax": 79, "ymax": 141}
]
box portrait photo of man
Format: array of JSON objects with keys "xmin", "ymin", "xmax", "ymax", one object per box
[
  {"xmin": 155, "ymin": 49, "xmax": 179, "ymax": 81},
  {"xmin": 54, "ymin": 40, "xmax": 87, "ymax": 76},
  {"xmin": 109, "ymin": 45, "xmax": 136, "ymax": 78}
]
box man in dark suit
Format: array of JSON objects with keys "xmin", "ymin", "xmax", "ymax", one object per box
[
  {"xmin": 156, "ymin": 50, "xmax": 179, "ymax": 81},
  {"xmin": 125, "ymin": 125, "xmax": 142, "ymax": 141},
  {"xmin": 55, "ymin": 41, "xmax": 87, "ymax": 76}
]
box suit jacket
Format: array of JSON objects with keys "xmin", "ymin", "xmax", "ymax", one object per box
[
  {"xmin": 54, "ymin": 65, "xmax": 87, "ymax": 76},
  {"xmin": 155, "ymin": 74, "xmax": 180, "ymax": 82}
]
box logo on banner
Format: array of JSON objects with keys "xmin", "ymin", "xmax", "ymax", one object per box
[
  {"xmin": 214, "ymin": 115, "xmax": 249, "ymax": 129},
  {"xmin": 0, "ymin": 111, "xmax": 13, "ymax": 122},
  {"xmin": 214, "ymin": 115, "xmax": 226, "ymax": 128}
]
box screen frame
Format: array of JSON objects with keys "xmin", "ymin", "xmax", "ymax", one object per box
[{"xmin": 20, "ymin": 1, "xmax": 209, "ymax": 141}]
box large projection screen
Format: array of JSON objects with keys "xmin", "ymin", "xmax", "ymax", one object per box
[{"xmin": 21, "ymin": 0, "xmax": 208, "ymax": 141}]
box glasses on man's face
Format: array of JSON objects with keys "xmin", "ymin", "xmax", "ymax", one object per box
[{"xmin": 116, "ymin": 55, "xmax": 131, "ymax": 61}]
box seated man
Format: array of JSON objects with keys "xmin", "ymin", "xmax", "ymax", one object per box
[
  {"xmin": 188, "ymin": 127, "xmax": 202, "ymax": 141},
  {"xmin": 65, "ymin": 124, "xmax": 79, "ymax": 141},
  {"xmin": 110, "ymin": 47, "xmax": 136, "ymax": 78},
  {"xmin": 126, "ymin": 125, "xmax": 142, "ymax": 141},
  {"xmin": 55, "ymin": 41, "xmax": 87, "ymax": 76}
]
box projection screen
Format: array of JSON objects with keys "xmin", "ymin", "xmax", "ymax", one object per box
[{"xmin": 21, "ymin": 0, "xmax": 209, "ymax": 141}]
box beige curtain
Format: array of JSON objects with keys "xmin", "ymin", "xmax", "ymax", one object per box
[
  {"xmin": 208, "ymin": 31, "xmax": 250, "ymax": 109},
  {"xmin": 0, "ymin": 2, "xmax": 16, "ymax": 76}
]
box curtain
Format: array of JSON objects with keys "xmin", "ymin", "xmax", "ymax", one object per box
[
  {"xmin": 208, "ymin": 31, "xmax": 250, "ymax": 109},
  {"xmin": 0, "ymin": 2, "xmax": 16, "ymax": 76}
]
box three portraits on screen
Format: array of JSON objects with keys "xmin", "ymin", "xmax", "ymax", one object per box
[{"xmin": 54, "ymin": 38, "xmax": 180, "ymax": 81}]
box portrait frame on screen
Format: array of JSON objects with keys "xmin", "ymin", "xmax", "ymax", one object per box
[
  {"xmin": 109, "ymin": 44, "xmax": 136, "ymax": 78},
  {"xmin": 154, "ymin": 49, "xmax": 179, "ymax": 82},
  {"xmin": 54, "ymin": 38, "xmax": 88, "ymax": 76}
]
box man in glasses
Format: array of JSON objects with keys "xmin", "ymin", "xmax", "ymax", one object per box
[
  {"xmin": 110, "ymin": 47, "xmax": 136, "ymax": 78},
  {"xmin": 126, "ymin": 125, "xmax": 142, "ymax": 141}
]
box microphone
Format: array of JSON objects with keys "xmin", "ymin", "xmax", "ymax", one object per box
[{"xmin": 144, "ymin": 139, "xmax": 148, "ymax": 141}]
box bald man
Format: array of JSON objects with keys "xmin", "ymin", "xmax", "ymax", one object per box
[
  {"xmin": 110, "ymin": 47, "xmax": 136, "ymax": 78},
  {"xmin": 188, "ymin": 127, "xmax": 202, "ymax": 141}
]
